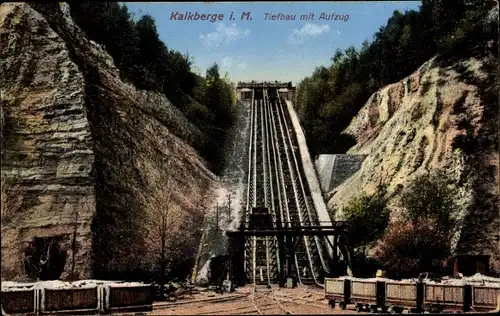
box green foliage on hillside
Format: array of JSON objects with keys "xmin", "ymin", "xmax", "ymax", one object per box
[
  {"xmin": 68, "ymin": 2, "xmax": 236, "ymax": 171},
  {"xmin": 400, "ymin": 171, "xmax": 460, "ymax": 239},
  {"xmin": 375, "ymin": 220, "xmax": 451, "ymax": 279},
  {"xmin": 375, "ymin": 171, "xmax": 461, "ymax": 278},
  {"xmin": 341, "ymin": 187, "xmax": 389, "ymax": 277},
  {"xmin": 342, "ymin": 186, "xmax": 389, "ymax": 254},
  {"xmin": 296, "ymin": 0, "xmax": 498, "ymax": 156}
]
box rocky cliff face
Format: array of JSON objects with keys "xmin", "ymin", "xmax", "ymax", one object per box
[
  {"xmin": 327, "ymin": 57, "xmax": 499, "ymax": 271},
  {"xmin": 1, "ymin": 3, "xmax": 216, "ymax": 280}
]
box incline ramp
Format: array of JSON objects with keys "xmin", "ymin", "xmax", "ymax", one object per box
[
  {"xmin": 284, "ymin": 101, "xmax": 331, "ymax": 226},
  {"xmin": 285, "ymin": 100, "xmax": 353, "ymax": 276}
]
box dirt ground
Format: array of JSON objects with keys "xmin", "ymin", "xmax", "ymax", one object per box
[{"xmin": 138, "ymin": 285, "xmax": 366, "ymax": 315}]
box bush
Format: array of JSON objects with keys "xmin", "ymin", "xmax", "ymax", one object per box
[
  {"xmin": 399, "ymin": 170, "xmax": 460, "ymax": 239},
  {"xmin": 342, "ymin": 186, "xmax": 390, "ymax": 255},
  {"xmin": 375, "ymin": 170, "xmax": 461, "ymax": 278},
  {"xmin": 375, "ymin": 220, "xmax": 451, "ymax": 279}
]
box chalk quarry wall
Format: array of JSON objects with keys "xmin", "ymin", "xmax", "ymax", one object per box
[
  {"xmin": 326, "ymin": 57, "xmax": 499, "ymax": 271},
  {"xmin": 1, "ymin": 3, "xmax": 216, "ymax": 280}
]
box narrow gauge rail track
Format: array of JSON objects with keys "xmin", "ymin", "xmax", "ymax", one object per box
[
  {"xmin": 250, "ymin": 284, "xmax": 292, "ymax": 315},
  {"xmin": 243, "ymin": 88, "xmax": 330, "ymax": 288}
]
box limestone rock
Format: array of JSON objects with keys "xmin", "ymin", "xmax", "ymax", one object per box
[
  {"xmin": 1, "ymin": 3, "xmax": 216, "ymax": 280},
  {"xmin": 327, "ymin": 57, "xmax": 499, "ymax": 271}
]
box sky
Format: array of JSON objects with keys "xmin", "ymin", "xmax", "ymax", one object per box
[{"xmin": 124, "ymin": 1, "xmax": 422, "ymax": 85}]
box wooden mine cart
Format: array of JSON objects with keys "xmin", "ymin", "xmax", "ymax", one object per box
[
  {"xmin": 349, "ymin": 278, "xmax": 385, "ymax": 313},
  {"xmin": 423, "ymin": 283, "xmax": 470, "ymax": 313},
  {"xmin": 384, "ymin": 280, "xmax": 423, "ymax": 313},
  {"xmin": 248, "ymin": 207, "xmax": 272, "ymax": 230},
  {"xmin": 325, "ymin": 277, "xmax": 351, "ymax": 310},
  {"xmin": 470, "ymin": 285, "xmax": 500, "ymax": 312}
]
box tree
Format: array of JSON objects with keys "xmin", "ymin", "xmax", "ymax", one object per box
[
  {"xmin": 341, "ymin": 186, "xmax": 390, "ymax": 255},
  {"xmin": 296, "ymin": 0, "xmax": 497, "ymax": 156},
  {"xmin": 375, "ymin": 170, "xmax": 463, "ymax": 278},
  {"xmin": 399, "ymin": 170, "xmax": 460, "ymax": 239},
  {"xmin": 375, "ymin": 219, "xmax": 451, "ymax": 279},
  {"xmin": 206, "ymin": 62, "xmax": 221, "ymax": 84},
  {"xmin": 204, "ymin": 63, "xmax": 235, "ymax": 133},
  {"xmin": 150, "ymin": 158, "xmax": 175, "ymax": 298}
]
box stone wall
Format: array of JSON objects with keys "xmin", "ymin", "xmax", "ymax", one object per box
[{"xmin": 315, "ymin": 154, "xmax": 366, "ymax": 195}]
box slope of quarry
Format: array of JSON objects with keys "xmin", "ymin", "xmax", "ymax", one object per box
[
  {"xmin": 1, "ymin": 2, "xmax": 216, "ymax": 281},
  {"xmin": 327, "ymin": 56, "xmax": 499, "ymax": 272},
  {"xmin": 193, "ymin": 99, "xmax": 252, "ymax": 284}
]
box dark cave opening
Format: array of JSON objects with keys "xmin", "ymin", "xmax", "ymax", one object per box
[{"xmin": 24, "ymin": 236, "xmax": 67, "ymax": 280}]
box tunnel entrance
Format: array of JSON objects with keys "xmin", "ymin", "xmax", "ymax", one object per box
[
  {"xmin": 268, "ymin": 88, "xmax": 278, "ymax": 101},
  {"xmin": 254, "ymin": 88, "xmax": 263, "ymax": 99},
  {"xmin": 24, "ymin": 236, "xmax": 67, "ymax": 280},
  {"xmin": 208, "ymin": 255, "xmax": 231, "ymax": 287}
]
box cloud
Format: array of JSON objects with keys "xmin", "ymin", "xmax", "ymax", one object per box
[
  {"xmin": 221, "ymin": 56, "xmax": 233, "ymax": 68},
  {"xmin": 220, "ymin": 56, "xmax": 247, "ymax": 71},
  {"xmin": 200, "ymin": 23, "xmax": 250, "ymax": 47},
  {"xmin": 287, "ymin": 23, "xmax": 330, "ymax": 44},
  {"xmin": 237, "ymin": 62, "xmax": 247, "ymax": 70}
]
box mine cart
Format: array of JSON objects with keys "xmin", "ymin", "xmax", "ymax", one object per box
[
  {"xmin": 102, "ymin": 284, "xmax": 154, "ymax": 313},
  {"xmin": 325, "ymin": 277, "xmax": 351, "ymax": 310},
  {"xmin": 248, "ymin": 207, "xmax": 272, "ymax": 230},
  {"xmin": 423, "ymin": 282, "xmax": 470, "ymax": 313},
  {"xmin": 383, "ymin": 280, "xmax": 423, "ymax": 313},
  {"xmin": 1, "ymin": 288, "xmax": 39, "ymax": 315},
  {"xmin": 42, "ymin": 286, "xmax": 100, "ymax": 314},
  {"xmin": 470, "ymin": 285, "xmax": 500, "ymax": 312},
  {"xmin": 350, "ymin": 278, "xmax": 385, "ymax": 312}
]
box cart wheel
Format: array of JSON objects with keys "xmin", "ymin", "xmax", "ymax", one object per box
[
  {"xmin": 339, "ymin": 302, "xmax": 346, "ymax": 310},
  {"xmin": 356, "ymin": 304, "xmax": 363, "ymax": 312},
  {"xmin": 328, "ymin": 300, "xmax": 336, "ymax": 309},
  {"xmin": 369, "ymin": 305, "xmax": 378, "ymax": 313},
  {"xmin": 390, "ymin": 307, "xmax": 397, "ymax": 314}
]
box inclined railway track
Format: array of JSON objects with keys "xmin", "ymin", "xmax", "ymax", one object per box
[{"xmin": 244, "ymin": 88, "xmax": 330, "ymax": 288}]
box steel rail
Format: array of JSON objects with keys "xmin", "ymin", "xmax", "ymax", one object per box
[
  {"xmin": 263, "ymin": 93, "xmax": 280, "ymax": 278},
  {"xmin": 243, "ymin": 97, "xmax": 255, "ymax": 278},
  {"xmin": 268, "ymin": 97, "xmax": 286, "ymax": 227},
  {"xmin": 261, "ymin": 92, "xmax": 272, "ymax": 286},
  {"xmin": 244, "ymin": 90, "xmax": 331, "ymax": 287},
  {"xmin": 245, "ymin": 97, "xmax": 257, "ymax": 281},
  {"xmin": 252, "ymin": 99, "xmax": 260, "ymax": 284},
  {"xmin": 268, "ymin": 94, "xmax": 303, "ymax": 284},
  {"xmin": 268, "ymin": 96, "xmax": 304, "ymax": 284},
  {"xmin": 273, "ymin": 96, "xmax": 318, "ymax": 286},
  {"xmin": 277, "ymin": 97, "xmax": 329, "ymax": 285}
]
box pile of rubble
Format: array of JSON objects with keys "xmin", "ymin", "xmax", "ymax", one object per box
[{"xmin": 153, "ymin": 281, "xmax": 201, "ymax": 301}]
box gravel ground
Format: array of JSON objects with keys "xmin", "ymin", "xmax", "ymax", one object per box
[{"xmin": 135, "ymin": 285, "xmax": 367, "ymax": 315}]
